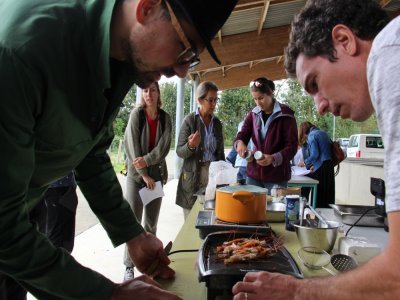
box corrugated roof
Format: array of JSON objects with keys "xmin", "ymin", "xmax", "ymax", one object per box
[
  {"xmin": 264, "ymin": 1, "xmax": 307, "ymax": 29},
  {"xmin": 189, "ymin": 0, "xmax": 400, "ymax": 89}
]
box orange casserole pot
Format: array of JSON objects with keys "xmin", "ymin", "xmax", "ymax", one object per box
[{"xmin": 215, "ymin": 185, "xmax": 267, "ymax": 224}]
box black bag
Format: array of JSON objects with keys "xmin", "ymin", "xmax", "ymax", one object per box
[{"xmin": 331, "ymin": 140, "xmax": 346, "ymax": 176}]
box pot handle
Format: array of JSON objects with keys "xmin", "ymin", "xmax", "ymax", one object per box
[{"xmin": 232, "ymin": 190, "xmax": 254, "ymax": 203}]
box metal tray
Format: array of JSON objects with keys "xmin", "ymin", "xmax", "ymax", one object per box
[
  {"xmin": 330, "ymin": 204, "xmax": 384, "ymax": 227},
  {"xmin": 195, "ymin": 211, "xmax": 271, "ymax": 239}
]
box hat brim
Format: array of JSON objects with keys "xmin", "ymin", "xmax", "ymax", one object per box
[{"xmin": 167, "ymin": 0, "xmax": 221, "ymax": 65}]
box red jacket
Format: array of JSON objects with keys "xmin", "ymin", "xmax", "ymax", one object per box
[{"xmin": 235, "ymin": 102, "xmax": 298, "ymax": 183}]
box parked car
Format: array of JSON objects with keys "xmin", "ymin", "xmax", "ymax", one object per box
[
  {"xmin": 346, "ymin": 134, "xmax": 384, "ymax": 159},
  {"xmin": 336, "ymin": 138, "xmax": 349, "ymax": 154}
]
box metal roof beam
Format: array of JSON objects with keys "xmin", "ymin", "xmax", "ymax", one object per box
[{"xmin": 258, "ymin": 1, "xmax": 270, "ymax": 35}]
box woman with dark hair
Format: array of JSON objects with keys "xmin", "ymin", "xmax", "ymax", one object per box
[
  {"xmin": 122, "ymin": 81, "xmax": 172, "ymax": 280},
  {"xmin": 235, "ymin": 77, "xmax": 298, "ymax": 191},
  {"xmin": 176, "ymin": 81, "xmax": 225, "ymax": 219},
  {"xmin": 299, "ymin": 121, "xmax": 335, "ymax": 208}
]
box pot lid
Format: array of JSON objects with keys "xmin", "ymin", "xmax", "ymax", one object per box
[{"xmin": 217, "ymin": 184, "xmax": 267, "ymax": 195}]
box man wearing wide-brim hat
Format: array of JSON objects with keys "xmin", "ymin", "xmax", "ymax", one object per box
[{"xmin": 0, "ymin": 0, "xmax": 238, "ymax": 299}]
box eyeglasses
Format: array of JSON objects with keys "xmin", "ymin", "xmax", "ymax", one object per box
[
  {"xmin": 165, "ymin": 1, "xmax": 200, "ymax": 68},
  {"xmin": 249, "ymin": 80, "xmax": 264, "ymax": 88},
  {"xmin": 203, "ymin": 97, "xmax": 220, "ymax": 104}
]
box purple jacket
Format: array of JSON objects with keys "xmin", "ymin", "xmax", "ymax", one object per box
[{"xmin": 235, "ymin": 102, "xmax": 298, "ymax": 183}]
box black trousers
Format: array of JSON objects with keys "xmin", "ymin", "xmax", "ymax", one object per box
[
  {"xmin": 0, "ymin": 186, "xmax": 78, "ymax": 300},
  {"xmin": 41, "ymin": 186, "xmax": 78, "ymax": 251},
  {"xmin": 0, "ymin": 274, "xmax": 26, "ymax": 300},
  {"xmin": 301, "ymin": 160, "xmax": 335, "ymax": 208}
]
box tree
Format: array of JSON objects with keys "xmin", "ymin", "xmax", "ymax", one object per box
[
  {"xmin": 110, "ymin": 78, "xmax": 381, "ymax": 156},
  {"xmin": 111, "ymin": 86, "xmax": 137, "ymax": 152},
  {"xmin": 217, "ymin": 87, "xmax": 254, "ymax": 146},
  {"xmin": 277, "ymin": 79, "xmax": 379, "ymax": 139}
]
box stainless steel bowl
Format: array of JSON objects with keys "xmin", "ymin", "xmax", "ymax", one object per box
[
  {"xmin": 293, "ymin": 220, "xmax": 340, "ymax": 252},
  {"xmin": 266, "ymin": 202, "xmax": 286, "ymax": 222}
]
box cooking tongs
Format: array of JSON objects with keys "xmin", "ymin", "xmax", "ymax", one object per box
[{"xmin": 300, "ymin": 199, "xmax": 330, "ymax": 228}]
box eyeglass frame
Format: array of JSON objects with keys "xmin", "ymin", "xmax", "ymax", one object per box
[
  {"xmin": 202, "ymin": 97, "xmax": 220, "ymax": 104},
  {"xmin": 165, "ymin": 1, "xmax": 200, "ymax": 68}
]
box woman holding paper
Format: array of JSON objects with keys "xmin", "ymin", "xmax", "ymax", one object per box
[
  {"xmin": 123, "ymin": 82, "xmax": 172, "ymax": 280},
  {"xmin": 176, "ymin": 81, "xmax": 225, "ymax": 220}
]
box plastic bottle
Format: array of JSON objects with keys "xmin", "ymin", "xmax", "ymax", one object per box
[{"xmin": 254, "ymin": 151, "xmax": 263, "ymax": 160}]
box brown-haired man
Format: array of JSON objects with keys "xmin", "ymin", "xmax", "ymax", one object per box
[{"xmin": 233, "ymin": 0, "xmax": 400, "ymax": 299}]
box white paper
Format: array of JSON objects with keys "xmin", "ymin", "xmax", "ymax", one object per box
[
  {"xmin": 139, "ymin": 181, "xmax": 165, "ymax": 206},
  {"xmin": 291, "ymin": 166, "xmax": 311, "ymax": 176}
]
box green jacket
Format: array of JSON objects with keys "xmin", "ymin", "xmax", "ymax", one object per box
[
  {"xmin": 176, "ymin": 112, "xmax": 225, "ymax": 209},
  {"xmin": 0, "ymin": 0, "xmax": 143, "ymax": 299}
]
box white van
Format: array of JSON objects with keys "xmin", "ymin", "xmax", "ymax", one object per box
[
  {"xmin": 346, "ymin": 134, "xmax": 385, "ymax": 159},
  {"xmin": 336, "ymin": 138, "xmax": 350, "ymax": 153}
]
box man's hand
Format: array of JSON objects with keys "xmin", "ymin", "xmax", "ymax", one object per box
[
  {"xmin": 112, "ymin": 275, "xmax": 181, "ymax": 300},
  {"xmin": 127, "ymin": 232, "xmax": 175, "ymax": 279},
  {"xmin": 232, "ymin": 271, "xmax": 298, "ymax": 300}
]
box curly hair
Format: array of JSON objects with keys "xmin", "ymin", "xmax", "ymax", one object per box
[{"xmin": 284, "ymin": 0, "xmax": 390, "ymax": 78}]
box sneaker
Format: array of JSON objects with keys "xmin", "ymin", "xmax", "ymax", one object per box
[{"xmin": 123, "ymin": 267, "xmax": 134, "ymax": 281}]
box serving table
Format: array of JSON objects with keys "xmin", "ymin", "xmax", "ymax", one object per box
[
  {"xmin": 159, "ymin": 200, "xmax": 388, "ymax": 299},
  {"xmin": 288, "ymin": 175, "xmax": 319, "ymax": 208}
]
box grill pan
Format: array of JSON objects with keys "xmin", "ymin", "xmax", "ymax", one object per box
[{"xmin": 197, "ymin": 231, "xmax": 303, "ymax": 300}]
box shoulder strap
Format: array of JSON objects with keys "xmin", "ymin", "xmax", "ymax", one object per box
[
  {"xmin": 159, "ymin": 109, "xmax": 166, "ymax": 133},
  {"xmin": 138, "ymin": 107, "xmax": 146, "ymax": 133},
  {"xmin": 191, "ymin": 112, "xmax": 197, "ymax": 133}
]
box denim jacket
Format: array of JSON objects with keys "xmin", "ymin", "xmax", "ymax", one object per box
[{"xmin": 304, "ymin": 127, "xmax": 332, "ymax": 171}]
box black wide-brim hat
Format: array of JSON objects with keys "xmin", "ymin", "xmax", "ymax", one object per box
[{"xmin": 167, "ymin": 0, "xmax": 238, "ymax": 65}]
